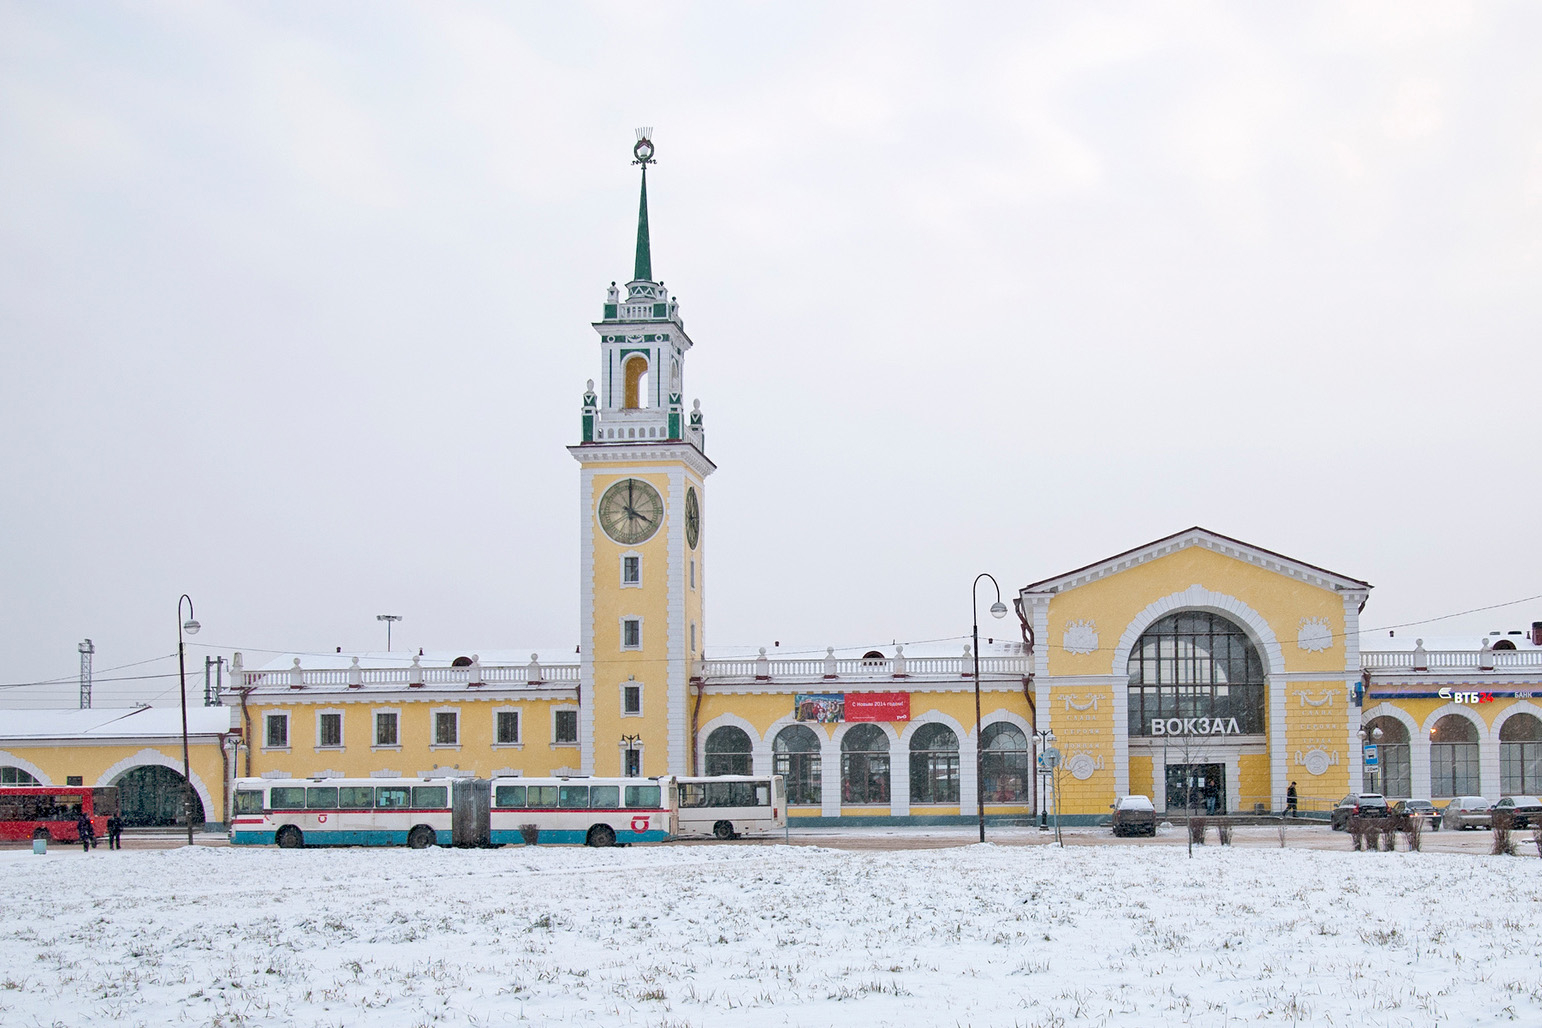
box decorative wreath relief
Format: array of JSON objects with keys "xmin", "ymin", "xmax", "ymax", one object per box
[
  {"xmin": 1295, "ymin": 747, "xmax": 1337, "ymax": 776},
  {"xmin": 1067, "ymin": 753, "xmax": 1102, "ymax": 781},
  {"xmin": 1297, "ymin": 617, "xmax": 1333, "ymax": 653},
  {"xmin": 1062, "ymin": 619, "xmax": 1099, "ymax": 655}
]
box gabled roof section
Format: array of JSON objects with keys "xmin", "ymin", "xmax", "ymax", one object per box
[{"xmin": 1020, "ymin": 526, "xmax": 1371, "ymax": 597}]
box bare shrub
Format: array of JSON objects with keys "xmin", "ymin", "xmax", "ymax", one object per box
[
  {"xmin": 1277, "ymin": 821, "xmax": 1287, "ymax": 848},
  {"xmin": 1404, "ymin": 814, "xmax": 1423, "ymax": 852},
  {"xmin": 519, "ymin": 823, "xmax": 541, "ymax": 846},
  {"xmin": 1217, "ymin": 821, "xmax": 1232, "ymax": 846},
  {"xmin": 1379, "ymin": 819, "xmax": 1398, "ymax": 852},
  {"xmin": 1533, "ymin": 826, "xmax": 1542, "ymax": 859},
  {"xmin": 1189, "ymin": 817, "xmax": 1207, "ymax": 845},
  {"xmin": 1348, "ymin": 816, "xmax": 1366, "ymax": 851},
  {"xmin": 1491, "ymin": 812, "xmax": 1516, "ymax": 856}
]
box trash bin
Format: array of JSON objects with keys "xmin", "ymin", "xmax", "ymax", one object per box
[{"xmin": 33, "ymin": 837, "xmax": 46, "ymax": 855}]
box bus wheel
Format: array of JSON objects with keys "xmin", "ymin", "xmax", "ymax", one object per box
[
  {"xmin": 713, "ymin": 820, "xmax": 735, "ymax": 840},
  {"xmin": 586, "ymin": 824, "xmax": 616, "ymax": 848},
  {"xmin": 407, "ymin": 826, "xmax": 436, "ymax": 849},
  {"xmin": 276, "ymin": 826, "xmax": 303, "ymax": 849}
]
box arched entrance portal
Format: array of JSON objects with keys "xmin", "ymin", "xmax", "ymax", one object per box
[{"xmin": 114, "ymin": 765, "xmax": 206, "ymax": 827}]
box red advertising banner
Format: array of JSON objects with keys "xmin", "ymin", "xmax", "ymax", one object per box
[{"xmin": 844, "ymin": 692, "xmax": 910, "ymax": 723}]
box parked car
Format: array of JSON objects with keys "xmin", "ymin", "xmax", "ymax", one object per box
[
  {"xmin": 1442, "ymin": 796, "xmax": 1492, "ymax": 830},
  {"xmin": 1111, "ymin": 794, "xmax": 1156, "ymax": 837},
  {"xmin": 1389, "ymin": 799, "xmax": 1441, "ymax": 832},
  {"xmin": 1330, "ymin": 793, "xmax": 1389, "ymax": 831},
  {"xmin": 1489, "ymin": 796, "xmax": 1542, "ymax": 829}
]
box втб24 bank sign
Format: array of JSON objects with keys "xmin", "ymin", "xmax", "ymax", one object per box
[{"xmin": 795, "ymin": 692, "xmax": 911, "ymax": 723}]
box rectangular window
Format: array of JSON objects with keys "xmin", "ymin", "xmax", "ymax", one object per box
[
  {"xmin": 269, "ymin": 787, "xmax": 306, "ymax": 810},
  {"xmin": 554, "ymin": 710, "xmax": 578, "ymax": 744},
  {"xmin": 375, "ymin": 786, "xmax": 410, "ymax": 808},
  {"xmin": 690, "ymin": 622, "xmax": 696, "ymax": 653},
  {"xmin": 590, "ymin": 785, "xmax": 620, "ymax": 808},
  {"xmin": 622, "ymin": 618, "xmax": 641, "ymax": 649},
  {"xmin": 265, "ymin": 714, "xmax": 289, "ymax": 748},
  {"xmin": 494, "ymin": 784, "xmax": 527, "ymax": 808},
  {"xmin": 526, "ymin": 785, "xmax": 559, "ymax": 808},
  {"xmin": 375, "ymin": 712, "xmax": 399, "ymax": 746},
  {"xmin": 339, "ymin": 786, "xmax": 374, "ymax": 808},
  {"xmin": 434, "ymin": 711, "xmax": 459, "ymax": 745},
  {"xmin": 690, "ymin": 559, "xmax": 695, "ymax": 589},
  {"xmin": 496, "ymin": 711, "xmax": 520, "ymax": 744},
  {"xmin": 624, "ymin": 784, "xmax": 660, "ymax": 808},
  {"xmin": 559, "ymin": 785, "xmax": 589, "ymax": 808},
  {"xmin": 623, "ymin": 555, "xmax": 640, "ymax": 584},
  {"xmin": 306, "ymin": 787, "xmax": 339, "ymax": 809},
  {"xmin": 318, "ymin": 713, "xmax": 342, "ymax": 748},
  {"xmin": 411, "ymin": 786, "xmax": 448, "ymax": 809},
  {"xmin": 623, "ymin": 685, "xmax": 642, "ymax": 715},
  {"xmin": 235, "ymin": 790, "xmax": 264, "ymax": 814}
]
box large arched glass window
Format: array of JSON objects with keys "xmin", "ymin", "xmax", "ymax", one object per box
[
  {"xmin": 773, "ymin": 725, "xmax": 822, "ymax": 806},
  {"xmin": 840, "ymin": 724, "xmax": 890, "ymax": 805},
  {"xmin": 909, "ymin": 723, "xmax": 960, "ymax": 804},
  {"xmin": 981, "ymin": 723, "xmax": 1030, "ymax": 804},
  {"xmin": 1500, "ymin": 714, "xmax": 1542, "ymax": 796},
  {"xmin": 1362, "ymin": 717, "xmax": 1410, "ymax": 798},
  {"xmin": 704, "ymin": 726, "xmax": 752, "ymax": 777},
  {"xmin": 1127, "ymin": 611, "xmax": 1266, "ymax": 736},
  {"xmin": 1430, "ymin": 715, "xmax": 1480, "ymax": 797},
  {"xmin": 1, "ymin": 766, "xmax": 40, "ymax": 786}
]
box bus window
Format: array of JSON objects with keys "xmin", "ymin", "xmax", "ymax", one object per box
[
  {"xmin": 92, "ymin": 788, "xmax": 119, "ymax": 816},
  {"xmin": 494, "ymin": 784, "xmax": 527, "ymax": 808},
  {"xmin": 270, "ymin": 787, "xmax": 306, "ymax": 810},
  {"xmin": 755, "ymin": 784, "xmax": 770, "ymax": 805},
  {"xmin": 411, "ymin": 786, "xmax": 448, "ymax": 809},
  {"xmin": 376, "ymin": 786, "xmax": 410, "ymax": 809},
  {"xmin": 679, "ymin": 784, "xmax": 703, "ymax": 808},
  {"xmin": 624, "ymin": 784, "xmax": 661, "ymax": 808},
  {"xmin": 234, "ymin": 790, "xmax": 264, "ymax": 814},
  {"xmin": 527, "ymin": 786, "xmax": 558, "ymax": 809},
  {"xmin": 307, "ymin": 787, "xmax": 339, "ymax": 809},
  {"xmin": 559, "ymin": 785, "xmax": 589, "ymax": 808},
  {"xmin": 590, "ymin": 785, "xmax": 620, "ymax": 808},
  {"xmin": 338, "ymin": 786, "xmax": 374, "ymax": 808}
]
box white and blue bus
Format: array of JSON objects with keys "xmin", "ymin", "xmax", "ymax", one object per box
[
  {"xmin": 230, "ymin": 775, "xmax": 677, "ymax": 848},
  {"xmin": 675, "ymin": 775, "xmax": 786, "ymax": 839},
  {"xmin": 488, "ymin": 777, "xmax": 675, "ymax": 846}
]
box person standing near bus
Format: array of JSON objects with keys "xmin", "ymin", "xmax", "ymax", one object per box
[
  {"xmin": 106, "ymin": 813, "xmax": 123, "ymax": 850},
  {"xmin": 75, "ymin": 811, "xmax": 96, "ymax": 852}
]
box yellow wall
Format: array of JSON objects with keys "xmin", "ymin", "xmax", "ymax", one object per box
[
  {"xmin": 1129, "ymin": 754, "xmax": 1153, "ymax": 798},
  {"xmin": 1238, "ymin": 753, "xmax": 1272, "ymax": 810}
]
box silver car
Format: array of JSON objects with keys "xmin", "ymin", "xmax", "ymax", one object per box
[{"xmin": 1442, "ymin": 796, "xmax": 1492, "ymax": 830}]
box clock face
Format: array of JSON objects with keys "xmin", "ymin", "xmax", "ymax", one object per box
[
  {"xmin": 597, "ymin": 478, "xmax": 664, "ymax": 546},
  {"xmin": 684, "ymin": 487, "xmax": 700, "ymax": 550}
]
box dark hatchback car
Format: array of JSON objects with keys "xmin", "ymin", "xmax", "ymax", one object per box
[
  {"xmin": 1489, "ymin": 796, "xmax": 1542, "ymax": 829},
  {"xmin": 1111, "ymin": 795, "xmax": 1157, "ymax": 837},
  {"xmin": 1330, "ymin": 793, "xmax": 1389, "ymax": 831},
  {"xmin": 1389, "ymin": 799, "xmax": 1442, "ymax": 832}
]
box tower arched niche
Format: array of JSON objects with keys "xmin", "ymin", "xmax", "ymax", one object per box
[{"xmin": 623, "ymin": 354, "xmax": 650, "ymax": 409}]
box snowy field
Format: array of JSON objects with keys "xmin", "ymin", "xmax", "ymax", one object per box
[{"xmin": 2, "ymin": 838, "xmax": 1540, "ymax": 1027}]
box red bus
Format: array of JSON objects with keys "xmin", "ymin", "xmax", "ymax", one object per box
[{"xmin": 0, "ymin": 787, "xmax": 119, "ymax": 842}]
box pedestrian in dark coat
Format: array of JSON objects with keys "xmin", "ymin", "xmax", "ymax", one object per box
[
  {"xmin": 106, "ymin": 814, "xmax": 123, "ymax": 850},
  {"xmin": 76, "ymin": 812, "xmax": 96, "ymax": 852},
  {"xmin": 1286, "ymin": 781, "xmax": 1299, "ymax": 817}
]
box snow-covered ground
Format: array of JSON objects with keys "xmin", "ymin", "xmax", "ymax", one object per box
[{"xmin": 2, "ymin": 838, "xmax": 1539, "ymax": 1026}]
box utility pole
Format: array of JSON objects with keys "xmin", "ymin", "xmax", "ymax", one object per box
[
  {"xmin": 204, "ymin": 655, "xmax": 225, "ymax": 706},
  {"xmin": 78, "ymin": 639, "xmax": 94, "ymax": 709},
  {"xmin": 377, "ymin": 614, "xmax": 403, "ymax": 651}
]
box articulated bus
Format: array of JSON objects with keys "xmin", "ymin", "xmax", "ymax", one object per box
[
  {"xmin": 230, "ymin": 776, "xmax": 676, "ymax": 848},
  {"xmin": 0, "ymin": 786, "xmax": 118, "ymax": 843},
  {"xmin": 675, "ymin": 775, "xmax": 786, "ymax": 839}
]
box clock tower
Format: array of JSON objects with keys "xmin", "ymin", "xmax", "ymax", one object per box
[{"xmin": 569, "ymin": 129, "xmax": 714, "ymax": 778}]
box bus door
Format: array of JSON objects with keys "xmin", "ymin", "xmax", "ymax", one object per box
[{"xmin": 452, "ymin": 779, "xmax": 490, "ymax": 847}]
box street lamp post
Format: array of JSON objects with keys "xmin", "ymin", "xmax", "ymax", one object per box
[
  {"xmin": 177, "ymin": 595, "xmax": 201, "ymax": 847},
  {"xmin": 1358, "ymin": 724, "xmax": 1385, "ymax": 795},
  {"xmin": 1032, "ymin": 727, "xmax": 1055, "ymax": 830},
  {"xmin": 377, "ymin": 614, "xmax": 403, "ymax": 651},
  {"xmin": 971, "ymin": 573, "xmax": 1009, "ymax": 844}
]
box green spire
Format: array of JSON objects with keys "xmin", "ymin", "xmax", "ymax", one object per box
[{"xmin": 634, "ymin": 165, "xmax": 652, "ymax": 282}]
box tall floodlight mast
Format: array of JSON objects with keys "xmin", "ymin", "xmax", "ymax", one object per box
[{"xmin": 78, "ymin": 639, "xmax": 94, "ymax": 709}]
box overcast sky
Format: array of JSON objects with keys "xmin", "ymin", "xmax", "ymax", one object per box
[{"xmin": 4, "ymin": 2, "xmax": 1539, "ymax": 707}]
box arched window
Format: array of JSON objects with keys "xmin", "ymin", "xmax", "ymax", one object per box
[
  {"xmin": 840, "ymin": 724, "xmax": 890, "ymax": 805},
  {"xmin": 623, "ymin": 355, "xmax": 649, "ymax": 409},
  {"xmin": 773, "ymin": 724, "xmax": 821, "ymax": 806},
  {"xmin": 909, "ymin": 723, "xmax": 960, "ymax": 804},
  {"xmin": 704, "ymin": 726, "xmax": 752, "ymax": 776},
  {"xmin": 1500, "ymin": 713, "xmax": 1542, "ymax": 795},
  {"xmin": 1, "ymin": 766, "xmax": 39, "ymax": 786},
  {"xmin": 1430, "ymin": 714, "xmax": 1480, "ymax": 798},
  {"xmin": 981, "ymin": 723, "xmax": 1030, "ymax": 804},
  {"xmin": 1362, "ymin": 716, "xmax": 1410, "ymax": 798},
  {"xmin": 1126, "ymin": 611, "xmax": 1266, "ymax": 736}
]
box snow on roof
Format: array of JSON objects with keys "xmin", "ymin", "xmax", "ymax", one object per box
[{"xmin": 0, "ymin": 706, "xmax": 236, "ymax": 741}]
